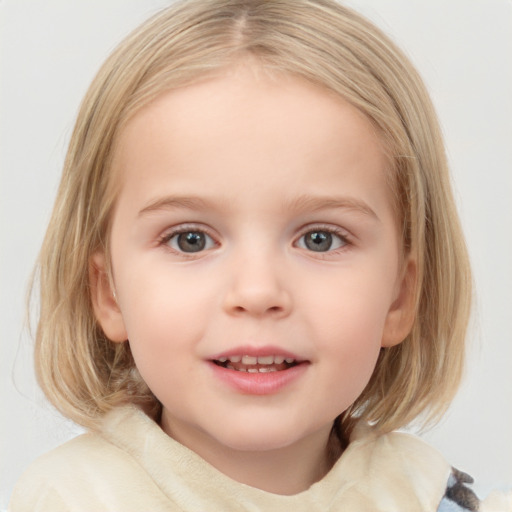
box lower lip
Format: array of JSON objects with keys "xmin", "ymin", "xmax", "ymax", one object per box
[{"xmin": 208, "ymin": 362, "xmax": 308, "ymax": 395}]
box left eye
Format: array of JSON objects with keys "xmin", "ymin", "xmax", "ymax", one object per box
[
  {"xmin": 296, "ymin": 230, "xmax": 346, "ymax": 252},
  {"xmin": 166, "ymin": 231, "xmax": 215, "ymax": 253}
]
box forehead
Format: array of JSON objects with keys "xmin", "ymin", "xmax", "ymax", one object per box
[{"xmin": 110, "ymin": 66, "xmax": 392, "ymax": 216}]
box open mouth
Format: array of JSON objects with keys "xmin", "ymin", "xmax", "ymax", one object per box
[{"xmin": 212, "ymin": 355, "xmax": 300, "ymax": 373}]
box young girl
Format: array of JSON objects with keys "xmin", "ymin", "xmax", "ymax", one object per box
[{"xmin": 8, "ymin": 0, "xmax": 511, "ymax": 510}]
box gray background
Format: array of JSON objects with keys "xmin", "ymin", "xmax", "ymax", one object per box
[{"xmin": 1, "ymin": 0, "xmax": 511, "ymax": 508}]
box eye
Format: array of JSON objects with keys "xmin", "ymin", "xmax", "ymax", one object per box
[
  {"xmin": 296, "ymin": 229, "xmax": 347, "ymax": 252},
  {"xmin": 165, "ymin": 230, "xmax": 216, "ymax": 253}
]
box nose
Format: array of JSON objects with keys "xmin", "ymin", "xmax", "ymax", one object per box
[{"xmin": 222, "ymin": 252, "xmax": 292, "ymax": 319}]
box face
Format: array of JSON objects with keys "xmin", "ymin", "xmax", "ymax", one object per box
[{"xmin": 92, "ymin": 66, "xmax": 414, "ymax": 459}]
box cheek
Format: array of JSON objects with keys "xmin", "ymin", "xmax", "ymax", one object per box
[
  {"xmin": 322, "ymin": 300, "xmax": 384, "ymax": 383},
  {"xmin": 306, "ymin": 267, "xmax": 394, "ymax": 343},
  {"xmin": 313, "ymin": 294, "xmax": 385, "ymax": 412},
  {"xmin": 300, "ymin": 267, "xmax": 394, "ymax": 387},
  {"xmin": 115, "ymin": 261, "xmax": 216, "ymax": 366},
  {"xmin": 120, "ymin": 285, "xmax": 207, "ymax": 401}
]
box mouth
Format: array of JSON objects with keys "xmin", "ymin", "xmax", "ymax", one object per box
[
  {"xmin": 211, "ymin": 354, "xmax": 301, "ymax": 373},
  {"xmin": 208, "ymin": 349, "xmax": 309, "ymax": 394}
]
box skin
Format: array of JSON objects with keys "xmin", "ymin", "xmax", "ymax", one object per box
[{"xmin": 91, "ymin": 65, "xmax": 416, "ymax": 495}]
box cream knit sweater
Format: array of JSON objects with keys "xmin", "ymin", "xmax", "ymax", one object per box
[{"xmin": 9, "ymin": 406, "xmax": 511, "ymax": 511}]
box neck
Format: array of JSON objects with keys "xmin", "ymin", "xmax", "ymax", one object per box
[
  {"xmin": 212, "ymin": 433, "xmax": 333, "ymax": 495},
  {"xmin": 161, "ymin": 415, "xmax": 335, "ymax": 495}
]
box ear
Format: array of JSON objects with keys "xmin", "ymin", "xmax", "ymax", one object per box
[
  {"xmin": 89, "ymin": 251, "xmax": 128, "ymax": 343},
  {"xmin": 381, "ymin": 255, "xmax": 417, "ymax": 348}
]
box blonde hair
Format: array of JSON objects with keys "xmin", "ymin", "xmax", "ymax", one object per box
[{"xmin": 35, "ymin": 0, "xmax": 471, "ymax": 439}]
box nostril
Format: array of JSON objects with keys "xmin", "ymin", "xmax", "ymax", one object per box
[
  {"xmin": 222, "ymin": 285, "xmax": 292, "ymax": 317},
  {"xmin": 232, "ymin": 304, "xmax": 283, "ymax": 315}
]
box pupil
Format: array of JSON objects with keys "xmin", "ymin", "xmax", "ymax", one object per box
[
  {"xmin": 177, "ymin": 232, "xmax": 206, "ymax": 252},
  {"xmin": 305, "ymin": 231, "xmax": 332, "ymax": 252}
]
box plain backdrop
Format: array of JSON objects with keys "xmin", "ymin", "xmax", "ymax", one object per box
[{"xmin": 1, "ymin": 0, "xmax": 511, "ymax": 508}]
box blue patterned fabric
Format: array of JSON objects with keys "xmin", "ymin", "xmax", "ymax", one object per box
[{"xmin": 437, "ymin": 469, "xmax": 480, "ymax": 512}]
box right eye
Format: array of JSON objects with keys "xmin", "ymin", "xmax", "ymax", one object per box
[{"xmin": 164, "ymin": 230, "xmax": 216, "ymax": 253}]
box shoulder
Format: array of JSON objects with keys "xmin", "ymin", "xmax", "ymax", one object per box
[
  {"xmin": 333, "ymin": 426, "xmax": 450, "ymax": 510},
  {"xmin": 348, "ymin": 426, "xmax": 452, "ymax": 487},
  {"xmin": 17, "ymin": 429, "xmax": 131, "ymax": 473},
  {"xmin": 347, "ymin": 426, "xmax": 512, "ymax": 512},
  {"xmin": 8, "ymin": 430, "xmax": 169, "ymax": 512}
]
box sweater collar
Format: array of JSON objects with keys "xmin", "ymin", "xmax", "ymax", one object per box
[{"xmin": 100, "ymin": 406, "xmax": 450, "ymax": 511}]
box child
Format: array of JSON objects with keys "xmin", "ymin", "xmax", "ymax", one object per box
[{"xmin": 8, "ymin": 0, "xmax": 511, "ymax": 510}]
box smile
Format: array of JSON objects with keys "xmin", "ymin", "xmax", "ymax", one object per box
[
  {"xmin": 213, "ymin": 355, "xmax": 298, "ymax": 373},
  {"xmin": 208, "ymin": 347, "xmax": 309, "ymax": 394}
]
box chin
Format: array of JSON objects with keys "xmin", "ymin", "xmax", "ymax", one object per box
[{"xmin": 211, "ymin": 423, "xmax": 320, "ymax": 453}]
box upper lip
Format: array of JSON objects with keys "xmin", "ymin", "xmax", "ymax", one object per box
[{"xmin": 209, "ymin": 345, "xmax": 307, "ymax": 363}]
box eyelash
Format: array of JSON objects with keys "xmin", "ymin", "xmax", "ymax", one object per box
[
  {"xmin": 294, "ymin": 224, "xmax": 353, "ymax": 255},
  {"xmin": 157, "ymin": 224, "xmax": 353, "ymax": 256},
  {"xmin": 158, "ymin": 225, "xmax": 218, "ymax": 257}
]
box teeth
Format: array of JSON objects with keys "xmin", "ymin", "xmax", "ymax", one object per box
[
  {"xmin": 227, "ymin": 366, "xmax": 278, "ymax": 373},
  {"xmin": 218, "ymin": 354, "xmax": 297, "ymax": 366},
  {"xmin": 226, "ymin": 364, "xmax": 247, "ymax": 371}
]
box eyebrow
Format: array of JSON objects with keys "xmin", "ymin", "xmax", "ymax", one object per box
[
  {"xmin": 287, "ymin": 194, "xmax": 380, "ymax": 221},
  {"xmin": 138, "ymin": 194, "xmax": 379, "ymax": 221},
  {"xmin": 138, "ymin": 196, "xmax": 215, "ymax": 217}
]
